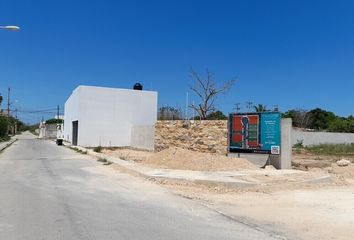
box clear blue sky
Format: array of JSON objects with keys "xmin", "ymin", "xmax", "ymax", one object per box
[{"xmin": 0, "ymin": 0, "xmax": 353, "ymax": 123}]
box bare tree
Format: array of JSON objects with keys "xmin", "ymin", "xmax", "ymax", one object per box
[
  {"xmin": 158, "ymin": 106, "xmax": 183, "ymax": 120},
  {"xmin": 293, "ymin": 109, "xmax": 311, "ymax": 129},
  {"xmin": 189, "ymin": 68, "xmax": 236, "ymax": 120},
  {"xmin": 283, "ymin": 109, "xmax": 312, "ymax": 128}
]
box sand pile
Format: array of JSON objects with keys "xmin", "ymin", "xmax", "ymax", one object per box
[
  {"xmin": 103, "ymin": 148, "xmax": 154, "ymax": 162},
  {"xmin": 143, "ymin": 147, "xmax": 257, "ymax": 171}
]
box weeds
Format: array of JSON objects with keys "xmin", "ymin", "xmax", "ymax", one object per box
[
  {"xmin": 305, "ymin": 143, "xmax": 354, "ymax": 156},
  {"xmin": 291, "ymin": 161, "xmax": 301, "ymax": 168},
  {"xmin": 70, "ymin": 147, "xmax": 88, "ymax": 154},
  {"xmin": 97, "ymin": 157, "xmax": 107, "ymax": 163},
  {"xmin": 293, "ymin": 140, "xmax": 304, "ymax": 149},
  {"xmin": 0, "ymin": 136, "xmax": 11, "ymax": 142},
  {"xmin": 294, "ymin": 148, "xmax": 302, "ymax": 154},
  {"xmin": 93, "ymin": 146, "xmax": 102, "ymax": 153}
]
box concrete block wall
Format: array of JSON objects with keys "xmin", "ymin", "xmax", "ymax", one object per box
[{"xmin": 292, "ymin": 129, "xmax": 354, "ymax": 146}]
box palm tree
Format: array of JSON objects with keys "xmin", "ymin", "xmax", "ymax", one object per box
[{"xmin": 254, "ymin": 104, "xmax": 268, "ymax": 112}]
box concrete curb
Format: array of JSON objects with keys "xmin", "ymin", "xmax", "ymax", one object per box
[
  {"xmin": 63, "ymin": 144, "xmax": 260, "ymax": 188},
  {"xmin": 0, "ymin": 138, "xmax": 17, "ymax": 153},
  {"xmin": 64, "ymin": 143, "xmax": 332, "ymax": 189}
]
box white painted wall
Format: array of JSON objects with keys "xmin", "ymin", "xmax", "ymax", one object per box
[
  {"xmin": 63, "ymin": 87, "xmax": 80, "ymax": 143},
  {"xmin": 292, "ymin": 129, "xmax": 354, "ymax": 146},
  {"xmin": 64, "ymin": 85, "xmax": 157, "ymax": 149}
]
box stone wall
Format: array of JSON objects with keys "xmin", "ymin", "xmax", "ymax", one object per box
[{"xmin": 155, "ymin": 120, "xmax": 228, "ymax": 154}]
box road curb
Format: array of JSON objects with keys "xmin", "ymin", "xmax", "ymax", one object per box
[
  {"xmin": 64, "ymin": 143, "xmax": 332, "ymax": 189},
  {"xmin": 63, "ymin": 144, "xmax": 259, "ymax": 188},
  {"xmin": 0, "ymin": 138, "xmax": 17, "ymax": 153}
]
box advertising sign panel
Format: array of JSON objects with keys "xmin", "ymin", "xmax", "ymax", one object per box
[{"xmin": 229, "ymin": 112, "xmax": 281, "ymax": 154}]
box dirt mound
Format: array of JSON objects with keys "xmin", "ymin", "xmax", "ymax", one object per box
[
  {"xmin": 143, "ymin": 147, "xmax": 257, "ymax": 171},
  {"xmin": 103, "ymin": 148, "xmax": 154, "ymax": 162},
  {"xmin": 330, "ymin": 163, "xmax": 354, "ymax": 178}
]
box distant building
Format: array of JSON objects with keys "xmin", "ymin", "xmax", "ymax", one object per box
[
  {"xmin": 64, "ymin": 85, "xmax": 158, "ymax": 150},
  {"xmin": 38, "ymin": 121, "xmax": 58, "ymax": 139}
]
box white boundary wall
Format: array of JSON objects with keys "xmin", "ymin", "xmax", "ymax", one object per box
[
  {"xmin": 292, "ymin": 129, "xmax": 354, "ymax": 146},
  {"xmin": 64, "ymin": 85, "xmax": 157, "ymax": 150}
]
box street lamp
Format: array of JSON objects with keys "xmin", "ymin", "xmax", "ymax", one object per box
[{"xmin": 0, "ymin": 25, "xmax": 20, "ymax": 31}]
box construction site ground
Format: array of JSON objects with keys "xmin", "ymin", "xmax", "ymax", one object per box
[{"xmin": 61, "ymin": 145, "xmax": 354, "ymax": 240}]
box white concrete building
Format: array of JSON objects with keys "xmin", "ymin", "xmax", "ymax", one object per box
[{"xmin": 64, "ymin": 85, "xmax": 157, "ymax": 150}]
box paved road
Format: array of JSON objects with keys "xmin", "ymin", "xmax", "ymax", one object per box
[{"xmin": 0, "ymin": 133, "xmax": 279, "ymax": 240}]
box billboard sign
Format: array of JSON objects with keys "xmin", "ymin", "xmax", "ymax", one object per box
[{"xmin": 229, "ymin": 112, "xmax": 281, "ymax": 154}]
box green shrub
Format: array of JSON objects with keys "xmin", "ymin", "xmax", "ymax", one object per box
[
  {"xmin": 293, "ymin": 140, "xmax": 304, "ymax": 148},
  {"xmin": 0, "ymin": 116, "xmax": 9, "ymax": 139},
  {"xmin": 45, "ymin": 118, "xmax": 64, "ymax": 124},
  {"xmin": 93, "ymin": 146, "xmax": 102, "ymax": 153},
  {"xmin": 97, "ymin": 157, "xmax": 107, "ymax": 162}
]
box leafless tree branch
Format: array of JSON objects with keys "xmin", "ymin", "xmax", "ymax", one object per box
[{"xmin": 189, "ymin": 68, "xmax": 236, "ymax": 120}]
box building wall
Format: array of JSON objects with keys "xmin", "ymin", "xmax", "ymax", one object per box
[
  {"xmin": 155, "ymin": 120, "xmax": 228, "ymax": 154},
  {"xmin": 39, "ymin": 124, "xmax": 58, "ymax": 139},
  {"xmin": 292, "ymin": 129, "xmax": 354, "ymax": 146},
  {"xmin": 63, "ymin": 88, "xmax": 80, "ymax": 143},
  {"xmin": 64, "ymin": 85, "xmax": 157, "ymax": 148},
  {"xmin": 131, "ymin": 125, "xmax": 155, "ymax": 150}
]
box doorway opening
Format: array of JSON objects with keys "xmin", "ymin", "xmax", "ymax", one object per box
[{"xmin": 72, "ymin": 121, "xmax": 78, "ymax": 146}]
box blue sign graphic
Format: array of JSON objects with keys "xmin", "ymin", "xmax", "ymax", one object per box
[{"xmin": 260, "ymin": 112, "xmax": 281, "ymax": 153}]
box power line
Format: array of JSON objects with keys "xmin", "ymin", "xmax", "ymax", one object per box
[
  {"xmin": 234, "ymin": 103, "xmax": 241, "ymax": 113},
  {"xmin": 245, "ymin": 101, "xmax": 253, "ymax": 111}
]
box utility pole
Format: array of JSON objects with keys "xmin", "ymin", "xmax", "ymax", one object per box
[
  {"xmin": 7, "ymin": 87, "xmax": 10, "ymax": 117},
  {"xmin": 57, "ymin": 105, "xmax": 60, "ymax": 119},
  {"xmin": 273, "ymin": 105, "xmax": 279, "ymax": 112},
  {"xmin": 234, "ymin": 103, "xmax": 241, "ymax": 113},
  {"xmin": 246, "ymin": 101, "xmax": 253, "ymax": 111},
  {"xmin": 14, "ymin": 108, "xmax": 18, "ymax": 134}
]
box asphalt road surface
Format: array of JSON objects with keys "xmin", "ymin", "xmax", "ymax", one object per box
[{"xmin": 0, "ymin": 133, "xmax": 280, "ymax": 240}]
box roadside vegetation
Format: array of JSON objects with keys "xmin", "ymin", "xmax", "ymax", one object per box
[
  {"xmin": 0, "ymin": 116, "xmax": 10, "ymax": 141},
  {"xmin": 0, "ymin": 115, "xmax": 34, "ymax": 141},
  {"xmin": 69, "ymin": 147, "xmax": 87, "ymax": 154},
  {"xmin": 93, "ymin": 146, "xmax": 102, "ymax": 153},
  {"xmin": 305, "ymin": 143, "xmax": 354, "ymax": 156},
  {"xmin": 283, "ymin": 108, "xmax": 354, "ymax": 133},
  {"xmin": 45, "ymin": 118, "xmax": 64, "ymax": 124}
]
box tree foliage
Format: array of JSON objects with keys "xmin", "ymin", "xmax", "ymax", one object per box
[
  {"xmin": 45, "ymin": 118, "xmax": 64, "ymax": 124},
  {"xmin": 253, "ymin": 104, "xmax": 268, "ymax": 113},
  {"xmin": 0, "ymin": 116, "xmax": 9, "ymax": 139},
  {"xmin": 206, "ymin": 110, "xmax": 228, "ymax": 120},
  {"xmin": 307, "ymin": 108, "xmax": 336, "ymax": 130},
  {"xmin": 283, "ymin": 108, "xmax": 354, "ymax": 133},
  {"xmin": 282, "ymin": 109, "xmax": 311, "ymax": 128},
  {"xmin": 158, "ymin": 106, "xmax": 183, "ymax": 120}
]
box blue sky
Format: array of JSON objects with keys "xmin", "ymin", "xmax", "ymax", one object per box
[{"xmin": 0, "ymin": 0, "xmax": 353, "ymax": 123}]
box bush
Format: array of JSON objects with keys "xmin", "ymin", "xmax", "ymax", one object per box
[
  {"xmin": 293, "ymin": 140, "xmax": 304, "ymax": 148},
  {"xmin": 45, "ymin": 118, "xmax": 64, "ymax": 124},
  {"xmin": 93, "ymin": 146, "xmax": 102, "ymax": 153},
  {"xmin": 0, "ymin": 116, "xmax": 9, "ymax": 139}
]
